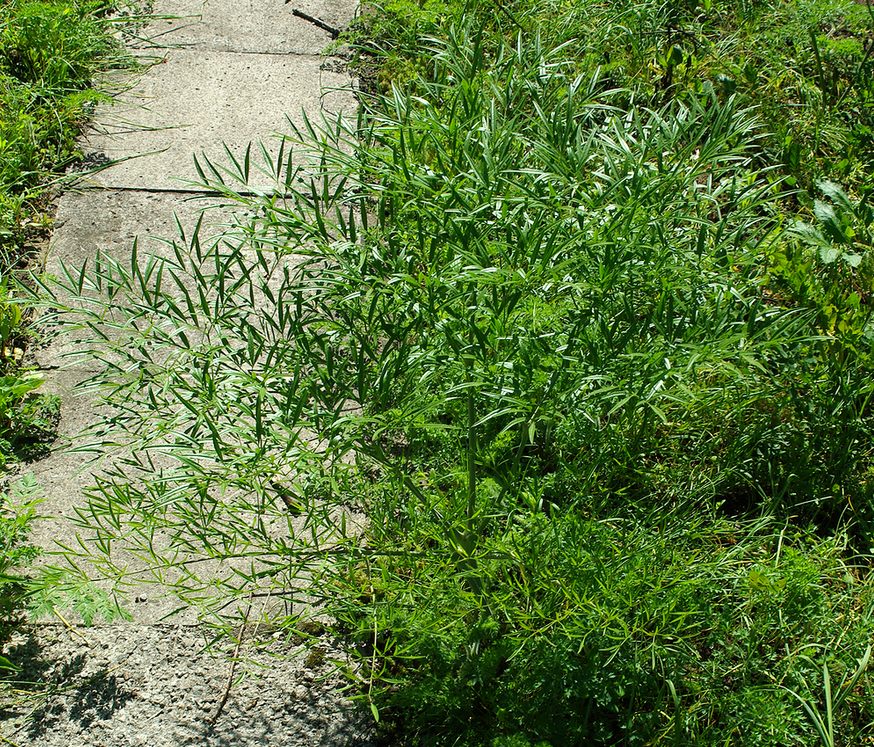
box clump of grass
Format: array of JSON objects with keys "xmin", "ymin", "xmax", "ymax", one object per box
[
  {"xmin": 0, "ymin": 0, "xmax": 125, "ymax": 262},
  {"xmin": 347, "ymin": 0, "xmax": 874, "ymax": 192}
]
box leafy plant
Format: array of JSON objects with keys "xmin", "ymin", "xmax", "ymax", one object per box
[
  {"xmin": 770, "ymin": 179, "xmax": 874, "ymax": 348},
  {"xmin": 0, "ymin": 372, "xmax": 58, "ymax": 469},
  {"xmin": 789, "ymin": 180, "xmax": 872, "ymax": 270},
  {"xmin": 0, "ymin": 275, "xmax": 22, "ymax": 349},
  {"xmin": 0, "ymin": 474, "xmax": 40, "ymax": 672},
  {"xmin": 28, "ymin": 11, "xmax": 874, "ymax": 742},
  {"xmin": 781, "ymin": 645, "xmax": 872, "ymax": 747}
]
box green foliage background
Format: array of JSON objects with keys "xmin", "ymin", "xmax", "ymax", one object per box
[
  {"xmin": 0, "ymin": 0, "xmax": 122, "ymax": 669},
  {"xmin": 26, "ymin": 0, "xmax": 874, "ymax": 745}
]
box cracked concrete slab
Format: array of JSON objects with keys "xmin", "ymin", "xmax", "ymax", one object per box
[
  {"xmin": 78, "ymin": 49, "xmax": 354, "ymax": 191},
  {"xmin": 42, "ymin": 189, "xmax": 242, "ymax": 270},
  {"xmin": 130, "ymin": 0, "xmax": 357, "ymax": 56}
]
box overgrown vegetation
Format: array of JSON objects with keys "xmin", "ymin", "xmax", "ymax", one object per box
[
  {"xmin": 0, "ymin": 0, "xmax": 128, "ymax": 471},
  {"xmin": 0, "ymin": 475, "xmax": 39, "ymax": 672},
  {"xmin": 350, "ymin": 0, "xmax": 874, "ymax": 192},
  {"xmin": 0, "ymin": 0, "xmax": 124, "ymax": 261},
  {"xmin": 0, "ymin": 0, "xmax": 124, "ymax": 662},
  {"xmin": 34, "ymin": 0, "xmax": 874, "ymax": 744}
]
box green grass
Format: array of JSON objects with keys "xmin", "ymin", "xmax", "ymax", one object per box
[
  {"xmin": 27, "ymin": 0, "xmax": 874, "ymax": 744},
  {"xmin": 0, "ymin": 0, "xmax": 125, "ymax": 668},
  {"xmin": 0, "ymin": 0, "xmax": 125, "ymax": 472}
]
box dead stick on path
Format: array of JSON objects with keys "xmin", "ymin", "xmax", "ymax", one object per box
[
  {"xmin": 53, "ymin": 608, "xmax": 88, "ymax": 643},
  {"xmin": 286, "ymin": 6, "xmax": 341, "ymax": 39},
  {"xmin": 208, "ymin": 597, "xmax": 253, "ymax": 725}
]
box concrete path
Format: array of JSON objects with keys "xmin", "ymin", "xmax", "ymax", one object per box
[{"xmin": 1, "ymin": 2, "xmax": 373, "ymax": 744}]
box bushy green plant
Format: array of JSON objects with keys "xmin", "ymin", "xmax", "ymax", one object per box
[
  {"xmin": 33, "ymin": 15, "xmax": 874, "ymax": 744},
  {"xmin": 0, "ymin": 474, "xmax": 39, "ymax": 672},
  {"xmin": 780, "ymin": 179, "xmax": 874, "ymax": 340},
  {"xmin": 331, "ymin": 514, "xmax": 874, "ymax": 745},
  {"xmin": 348, "ymin": 0, "xmax": 873, "ymax": 190},
  {"xmin": 0, "ymin": 0, "xmax": 114, "ymax": 90}
]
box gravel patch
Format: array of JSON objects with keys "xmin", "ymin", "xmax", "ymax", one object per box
[{"xmin": 1, "ymin": 624, "xmax": 375, "ymax": 746}]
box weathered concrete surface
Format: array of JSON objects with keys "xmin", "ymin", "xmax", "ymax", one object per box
[
  {"xmin": 28, "ymin": 193, "xmax": 215, "ymax": 600},
  {"xmin": 1, "ymin": 624, "xmax": 373, "ymax": 747},
  {"xmin": 34, "ymin": 189, "xmax": 243, "ymax": 369},
  {"xmin": 4, "ymin": 0, "xmax": 373, "ymax": 741},
  {"xmin": 43, "ymin": 190, "xmax": 234, "ymax": 270},
  {"xmin": 132, "ymin": 0, "xmax": 356, "ymax": 56},
  {"xmin": 79, "ymin": 49, "xmax": 353, "ymax": 191},
  {"xmin": 24, "ymin": 368, "xmax": 210, "ymax": 626}
]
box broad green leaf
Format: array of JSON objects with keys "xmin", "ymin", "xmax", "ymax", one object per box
[{"xmin": 819, "ymin": 245, "xmax": 841, "ymax": 264}]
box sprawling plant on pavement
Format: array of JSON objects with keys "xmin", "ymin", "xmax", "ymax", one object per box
[{"xmin": 36, "ymin": 22, "xmax": 874, "ymax": 746}]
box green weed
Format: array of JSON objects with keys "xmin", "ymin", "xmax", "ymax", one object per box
[
  {"xmin": 24, "ymin": 0, "xmax": 874, "ymax": 744},
  {"xmin": 347, "ymin": 0, "xmax": 874, "ymax": 191},
  {"xmin": 0, "ymin": 475, "xmax": 40, "ymax": 672}
]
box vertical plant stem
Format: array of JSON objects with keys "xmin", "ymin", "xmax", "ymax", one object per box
[
  {"xmin": 466, "ymin": 382, "xmax": 477, "ymax": 532},
  {"xmin": 208, "ymin": 596, "xmax": 252, "ymax": 725},
  {"xmin": 464, "ymin": 279, "xmax": 479, "ymax": 537}
]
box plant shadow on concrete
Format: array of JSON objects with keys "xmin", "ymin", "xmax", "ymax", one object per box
[
  {"xmin": 32, "ymin": 10, "xmax": 874, "ymax": 747},
  {"xmin": 0, "ymin": 632, "xmax": 133, "ymax": 740}
]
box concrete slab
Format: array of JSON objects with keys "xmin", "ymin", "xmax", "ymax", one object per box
[
  {"xmin": 25, "ymin": 367, "xmax": 300, "ymax": 625},
  {"xmin": 26, "ymin": 366, "xmax": 356, "ymax": 625},
  {"xmin": 130, "ymin": 0, "xmax": 357, "ymax": 56},
  {"xmin": 33, "ymin": 189, "xmax": 246, "ymax": 369},
  {"xmin": 27, "ymin": 369, "xmax": 120, "ymax": 542},
  {"xmin": 44, "ymin": 189, "xmax": 243, "ymax": 270},
  {"xmin": 24, "ymin": 369, "xmax": 192, "ymax": 626},
  {"xmin": 79, "ymin": 49, "xmax": 354, "ymax": 191},
  {"xmin": 34, "ymin": 189, "xmax": 311, "ymax": 370},
  {"xmin": 25, "ymin": 0, "xmax": 366, "ymax": 667}
]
